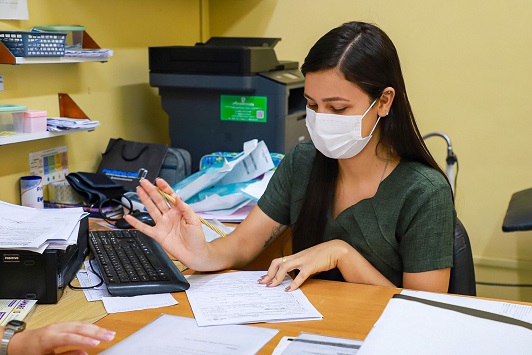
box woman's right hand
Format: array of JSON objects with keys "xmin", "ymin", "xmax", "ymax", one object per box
[{"xmin": 124, "ymin": 178, "xmax": 210, "ymax": 269}]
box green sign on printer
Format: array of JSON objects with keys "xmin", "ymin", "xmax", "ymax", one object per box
[{"xmin": 220, "ymin": 95, "xmax": 267, "ymax": 123}]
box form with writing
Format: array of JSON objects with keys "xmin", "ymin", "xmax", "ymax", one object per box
[{"xmin": 186, "ymin": 271, "xmax": 323, "ymax": 326}]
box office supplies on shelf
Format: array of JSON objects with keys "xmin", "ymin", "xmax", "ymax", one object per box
[
  {"xmin": 156, "ymin": 187, "xmax": 228, "ymax": 238},
  {"xmin": 101, "ymin": 314, "xmax": 278, "ymax": 355},
  {"xmin": 185, "ymin": 271, "xmax": 323, "ymax": 327},
  {"xmin": 0, "ymin": 30, "xmax": 66, "ymax": 57},
  {"xmin": 88, "ymin": 229, "xmax": 189, "ymax": 296},
  {"xmin": 358, "ymin": 293, "xmax": 532, "ymax": 355},
  {"xmin": 0, "ymin": 299, "xmax": 37, "ymax": 326},
  {"xmin": 47, "ymin": 117, "xmax": 100, "ymax": 131}
]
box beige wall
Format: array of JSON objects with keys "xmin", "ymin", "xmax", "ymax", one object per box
[
  {"xmin": 209, "ymin": 0, "xmax": 532, "ymax": 301},
  {"xmin": 0, "ymin": 0, "xmax": 202, "ymax": 202}
]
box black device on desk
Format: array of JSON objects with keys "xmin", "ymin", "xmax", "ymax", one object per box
[
  {"xmin": 89, "ymin": 229, "xmax": 189, "ymax": 296},
  {"xmin": 0, "ymin": 216, "xmax": 89, "ymax": 304}
]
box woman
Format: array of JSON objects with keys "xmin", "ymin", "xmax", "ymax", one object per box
[{"xmin": 126, "ymin": 21, "xmax": 454, "ymax": 293}]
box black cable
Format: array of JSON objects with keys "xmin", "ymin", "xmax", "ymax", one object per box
[
  {"xmin": 98, "ymin": 194, "xmax": 135, "ymax": 225},
  {"xmin": 69, "ymin": 258, "xmax": 104, "ymax": 290},
  {"xmin": 453, "ymin": 158, "xmax": 459, "ymax": 199},
  {"xmin": 476, "ymin": 281, "xmax": 532, "ymax": 288}
]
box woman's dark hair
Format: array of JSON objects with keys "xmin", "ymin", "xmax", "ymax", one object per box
[{"xmin": 293, "ymin": 21, "xmax": 447, "ymax": 253}]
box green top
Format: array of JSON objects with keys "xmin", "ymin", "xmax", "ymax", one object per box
[
  {"xmin": 258, "ymin": 142, "xmax": 455, "ymax": 287},
  {"xmin": 33, "ymin": 25, "xmax": 85, "ymax": 32},
  {"xmin": 0, "ymin": 104, "xmax": 26, "ymax": 112}
]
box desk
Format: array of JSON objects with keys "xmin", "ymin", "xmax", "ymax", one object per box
[{"xmin": 91, "ymin": 276, "xmax": 401, "ymax": 354}]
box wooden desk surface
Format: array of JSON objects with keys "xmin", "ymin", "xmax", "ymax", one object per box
[{"xmin": 91, "ymin": 276, "xmax": 401, "ymax": 354}]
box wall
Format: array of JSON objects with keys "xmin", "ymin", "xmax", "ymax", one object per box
[
  {"xmin": 208, "ymin": 0, "xmax": 532, "ymax": 301},
  {"xmin": 0, "ymin": 0, "xmax": 202, "ymax": 203}
]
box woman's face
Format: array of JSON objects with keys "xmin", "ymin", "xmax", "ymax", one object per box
[{"xmin": 304, "ymin": 69, "xmax": 379, "ymax": 137}]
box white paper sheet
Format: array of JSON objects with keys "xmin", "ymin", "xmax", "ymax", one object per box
[
  {"xmin": 76, "ymin": 260, "xmax": 111, "ymax": 301},
  {"xmin": 101, "ymin": 293, "xmax": 177, "ymax": 313},
  {"xmin": 0, "ymin": 0, "xmax": 28, "ymax": 20},
  {"xmin": 358, "ymin": 295, "xmax": 532, "ymax": 355},
  {"xmin": 401, "ymin": 289, "xmax": 532, "ymax": 323},
  {"xmin": 186, "ymin": 271, "xmax": 323, "ymax": 326},
  {"xmin": 101, "ymin": 314, "xmax": 278, "ymax": 355},
  {"xmin": 0, "ymin": 201, "xmax": 86, "ymax": 251}
]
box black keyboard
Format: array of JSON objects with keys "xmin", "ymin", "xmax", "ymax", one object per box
[{"xmin": 88, "ymin": 229, "xmax": 189, "ymax": 297}]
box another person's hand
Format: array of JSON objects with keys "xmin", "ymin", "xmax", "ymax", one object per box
[
  {"xmin": 124, "ymin": 178, "xmax": 210, "ymax": 269},
  {"xmin": 259, "ymin": 239, "xmax": 350, "ymax": 291},
  {"xmin": 7, "ymin": 322, "xmax": 115, "ymax": 355}
]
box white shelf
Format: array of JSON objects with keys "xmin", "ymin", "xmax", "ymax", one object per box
[
  {"xmin": 0, "ymin": 128, "xmax": 95, "ymax": 145},
  {"xmin": 8, "ymin": 56, "xmax": 108, "ymax": 64}
]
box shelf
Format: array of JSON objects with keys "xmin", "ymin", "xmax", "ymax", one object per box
[
  {"xmin": 0, "ymin": 93, "xmax": 97, "ymax": 146},
  {"xmin": 0, "ymin": 127, "xmax": 95, "ymax": 144},
  {"xmin": 0, "ymin": 31, "xmax": 109, "ymax": 65}
]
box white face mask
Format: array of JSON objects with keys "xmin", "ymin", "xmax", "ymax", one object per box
[{"xmin": 305, "ymin": 99, "xmax": 380, "ymax": 159}]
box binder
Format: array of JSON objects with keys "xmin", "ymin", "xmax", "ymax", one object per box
[{"xmin": 358, "ymin": 293, "xmax": 532, "ymax": 354}]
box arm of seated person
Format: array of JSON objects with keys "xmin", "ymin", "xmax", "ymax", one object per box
[{"xmin": 2, "ymin": 322, "xmax": 115, "ymax": 355}]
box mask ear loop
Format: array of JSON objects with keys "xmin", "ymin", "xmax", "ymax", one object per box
[{"xmin": 361, "ymin": 98, "xmax": 380, "ymax": 138}]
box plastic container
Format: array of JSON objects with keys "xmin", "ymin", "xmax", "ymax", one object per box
[
  {"xmin": 0, "ymin": 31, "xmax": 66, "ymax": 57},
  {"xmin": 33, "ymin": 25, "xmax": 85, "ymax": 50},
  {"xmin": 0, "ymin": 104, "xmax": 27, "ymax": 133},
  {"xmin": 17, "ymin": 110, "xmax": 48, "ymax": 133}
]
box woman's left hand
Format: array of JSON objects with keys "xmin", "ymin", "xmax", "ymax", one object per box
[{"xmin": 258, "ymin": 240, "xmax": 350, "ymax": 291}]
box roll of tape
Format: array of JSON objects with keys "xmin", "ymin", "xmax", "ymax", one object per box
[{"xmin": 48, "ymin": 180, "xmax": 83, "ymax": 205}]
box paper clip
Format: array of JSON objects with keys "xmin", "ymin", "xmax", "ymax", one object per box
[{"xmin": 137, "ymin": 168, "xmax": 148, "ymax": 180}]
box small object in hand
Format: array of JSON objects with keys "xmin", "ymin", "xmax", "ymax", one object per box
[{"xmin": 156, "ymin": 187, "xmax": 227, "ymax": 238}]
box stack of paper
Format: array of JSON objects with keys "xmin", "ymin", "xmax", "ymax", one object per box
[
  {"xmin": 0, "ymin": 200, "xmax": 88, "ymax": 253},
  {"xmin": 65, "ymin": 48, "xmax": 114, "ymax": 58},
  {"xmin": 47, "ymin": 117, "xmax": 100, "ymax": 132}
]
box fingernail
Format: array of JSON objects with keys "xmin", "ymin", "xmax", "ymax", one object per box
[
  {"xmin": 104, "ymin": 331, "xmax": 116, "ymax": 341},
  {"xmin": 285, "ymin": 286, "xmax": 291, "ymax": 292},
  {"xmin": 89, "ymin": 339, "xmax": 101, "ymax": 346}
]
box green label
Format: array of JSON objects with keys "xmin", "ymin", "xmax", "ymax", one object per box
[{"xmin": 220, "ymin": 95, "xmax": 267, "ymax": 123}]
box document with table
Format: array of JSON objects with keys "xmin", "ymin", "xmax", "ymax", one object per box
[{"xmin": 185, "ymin": 271, "xmax": 323, "ymax": 326}]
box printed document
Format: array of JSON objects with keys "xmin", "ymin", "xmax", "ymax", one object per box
[
  {"xmin": 186, "ymin": 271, "xmax": 323, "ymax": 326},
  {"xmin": 0, "ymin": 201, "xmax": 86, "ymax": 252},
  {"xmin": 101, "ymin": 314, "xmax": 278, "ymax": 355},
  {"xmin": 358, "ymin": 293, "xmax": 532, "ymax": 354}
]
